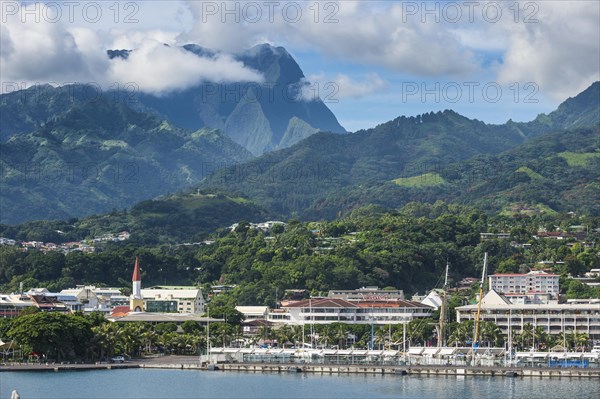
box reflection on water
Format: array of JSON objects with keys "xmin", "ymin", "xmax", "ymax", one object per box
[{"xmin": 1, "ymin": 369, "xmax": 599, "ymax": 399}]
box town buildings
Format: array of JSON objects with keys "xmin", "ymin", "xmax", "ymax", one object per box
[
  {"xmin": 456, "ymin": 290, "xmax": 600, "ymax": 341},
  {"xmin": 263, "ymin": 287, "xmax": 430, "ymax": 326},
  {"xmin": 0, "ymin": 294, "xmax": 33, "ymax": 318},
  {"xmin": 141, "ymin": 286, "xmax": 205, "ymax": 313},
  {"xmin": 489, "ymin": 271, "xmax": 560, "ymax": 299},
  {"xmin": 267, "ymin": 297, "xmax": 433, "ymax": 326},
  {"xmin": 328, "ymin": 286, "xmax": 405, "ymax": 301}
]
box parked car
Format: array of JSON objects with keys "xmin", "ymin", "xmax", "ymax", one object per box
[{"xmin": 111, "ymin": 356, "xmax": 125, "ymax": 363}]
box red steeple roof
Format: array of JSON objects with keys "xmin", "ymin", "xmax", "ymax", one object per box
[{"xmin": 132, "ymin": 257, "xmax": 141, "ymax": 282}]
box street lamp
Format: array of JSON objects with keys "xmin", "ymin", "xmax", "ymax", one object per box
[
  {"xmin": 369, "ymin": 316, "xmax": 374, "ymax": 351},
  {"xmin": 206, "ymin": 305, "xmax": 210, "ymax": 365}
]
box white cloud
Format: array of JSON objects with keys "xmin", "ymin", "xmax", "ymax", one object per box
[
  {"xmin": 0, "ymin": 10, "xmax": 101, "ymax": 87},
  {"xmin": 495, "ymin": 1, "xmax": 600, "ymax": 100},
  {"xmin": 179, "ymin": 1, "xmax": 479, "ymax": 77},
  {"xmin": 178, "ymin": 0, "xmax": 599, "ymax": 100},
  {"xmin": 106, "ymin": 40, "xmax": 264, "ymax": 95},
  {"xmin": 1, "ymin": 0, "xmax": 598, "ymax": 104},
  {"xmin": 0, "ymin": 2, "xmax": 263, "ymax": 94}
]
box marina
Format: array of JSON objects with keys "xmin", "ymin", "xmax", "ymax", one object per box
[{"xmin": 3, "ymin": 354, "xmax": 599, "ymax": 379}]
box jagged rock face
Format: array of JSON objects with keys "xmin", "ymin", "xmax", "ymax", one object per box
[
  {"xmin": 198, "ymin": 82, "xmax": 600, "ymax": 219},
  {"xmin": 132, "ymin": 43, "xmax": 347, "ymax": 155}
]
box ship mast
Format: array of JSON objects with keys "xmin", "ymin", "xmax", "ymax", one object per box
[
  {"xmin": 473, "ymin": 252, "xmax": 488, "ymax": 349},
  {"xmin": 438, "ymin": 260, "xmax": 450, "ymax": 347}
]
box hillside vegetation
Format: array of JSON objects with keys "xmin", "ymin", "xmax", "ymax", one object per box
[
  {"xmin": 1, "ymin": 203, "xmax": 598, "ymax": 303},
  {"xmin": 0, "ymin": 96, "xmax": 253, "ymax": 224},
  {"xmin": 200, "ymin": 83, "xmax": 600, "ymax": 219}
]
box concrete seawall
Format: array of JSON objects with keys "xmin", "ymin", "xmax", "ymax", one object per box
[
  {"xmin": 4, "ymin": 359, "xmax": 598, "ymax": 378},
  {"xmin": 0, "ymin": 363, "xmax": 139, "ymax": 372},
  {"xmin": 211, "ymin": 363, "xmax": 600, "ymax": 378}
]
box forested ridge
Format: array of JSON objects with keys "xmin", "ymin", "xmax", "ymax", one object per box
[{"xmin": 1, "ymin": 203, "xmax": 598, "ymax": 303}]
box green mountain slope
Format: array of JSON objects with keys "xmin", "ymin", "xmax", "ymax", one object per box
[
  {"xmin": 199, "ymin": 82, "xmax": 599, "ymax": 218},
  {"xmin": 456, "ymin": 126, "xmax": 600, "ymax": 215},
  {"xmin": 0, "ymin": 97, "xmax": 253, "ymax": 224},
  {"xmin": 0, "ymin": 192, "xmax": 272, "ymax": 245},
  {"xmin": 314, "ymin": 126, "xmax": 599, "ymax": 217}
]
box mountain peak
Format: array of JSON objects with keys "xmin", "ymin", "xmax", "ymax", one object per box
[
  {"xmin": 115, "ymin": 42, "xmax": 345, "ymax": 155},
  {"xmin": 243, "ymin": 43, "xmax": 290, "ymax": 58},
  {"xmin": 181, "ymin": 44, "xmax": 217, "ymax": 58},
  {"xmin": 536, "ymin": 80, "xmax": 600, "ymax": 130}
]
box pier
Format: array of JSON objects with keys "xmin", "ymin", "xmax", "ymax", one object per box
[
  {"xmin": 3, "ymin": 356, "xmax": 599, "ymax": 378},
  {"xmin": 214, "ymin": 363, "xmax": 600, "ymax": 378},
  {"xmin": 0, "ymin": 363, "xmax": 139, "ymax": 372}
]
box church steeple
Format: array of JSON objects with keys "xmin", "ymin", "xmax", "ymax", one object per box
[{"xmin": 130, "ymin": 257, "xmax": 144, "ymax": 312}]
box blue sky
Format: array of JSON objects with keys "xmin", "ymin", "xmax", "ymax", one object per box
[{"xmin": 1, "ymin": 1, "xmax": 598, "ymax": 131}]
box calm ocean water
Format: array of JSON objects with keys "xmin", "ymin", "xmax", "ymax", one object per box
[{"xmin": 1, "ymin": 369, "xmax": 599, "ymax": 399}]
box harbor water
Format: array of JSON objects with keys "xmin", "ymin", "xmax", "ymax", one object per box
[{"xmin": 2, "ymin": 368, "xmax": 600, "ymax": 399}]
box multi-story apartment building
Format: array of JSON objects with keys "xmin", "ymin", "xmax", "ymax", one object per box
[
  {"xmin": 489, "ymin": 271, "xmax": 560, "ymax": 298},
  {"xmin": 0, "ymin": 294, "xmax": 33, "ymax": 318},
  {"xmin": 456, "ymin": 290, "xmax": 600, "ymax": 341},
  {"xmin": 268, "ymin": 298, "xmax": 433, "ymax": 326}
]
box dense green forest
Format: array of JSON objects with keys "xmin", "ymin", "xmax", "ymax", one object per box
[
  {"xmin": 197, "ymin": 82, "xmax": 599, "ymax": 220},
  {"xmin": 0, "ymin": 93, "xmax": 253, "ymax": 224},
  {"xmin": 1, "ymin": 203, "xmax": 598, "ymax": 304},
  {"xmin": 0, "ymin": 193, "xmax": 271, "ymax": 245},
  {"xmin": 311, "ymin": 126, "xmax": 600, "ymax": 218}
]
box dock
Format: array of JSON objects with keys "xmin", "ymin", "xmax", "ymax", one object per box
[
  {"xmin": 3, "ymin": 357, "xmax": 599, "ymax": 378},
  {"xmin": 214, "ymin": 363, "xmax": 600, "ymax": 378},
  {"xmin": 0, "ymin": 363, "xmax": 139, "ymax": 372}
]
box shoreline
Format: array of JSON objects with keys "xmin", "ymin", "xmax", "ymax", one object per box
[
  {"xmin": 0, "ymin": 363, "xmax": 139, "ymax": 372},
  {"xmin": 2, "ymin": 356, "xmax": 599, "ymax": 378}
]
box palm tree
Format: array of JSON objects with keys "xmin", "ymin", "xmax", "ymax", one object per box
[
  {"xmin": 212, "ymin": 323, "xmax": 232, "ymax": 347},
  {"xmin": 533, "ymin": 326, "xmax": 549, "ymax": 351},
  {"xmin": 518, "ymin": 323, "xmax": 534, "ymax": 350},
  {"xmin": 448, "ymin": 321, "xmax": 472, "ymax": 347},
  {"xmin": 332, "ymin": 324, "xmax": 349, "ymax": 349},
  {"xmin": 391, "ymin": 324, "xmax": 408, "ymax": 350},
  {"xmin": 257, "ymin": 325, "xmax": 274, "ymax": 344},
  {"xmin": 374, "ymin": 327, "xmax": 389, "ymax": 350},
  {"xmin": 317, "ymin": 325, "xmax": 335, "ymax": 348},
  {"xmin": 290, "ymin": 325, "xmax": 303, "ymax": 347},
  {"xmin": 406, "ymin": 319, "xmax": 435, "ymax": 347},
  {"xmin": 140, "ymin": 330, "xmax": 158, "ymax": 354},
  {"xmin": 274, "ymin": 325, "xmax": 294, "ymax": 348},
  {"xmin": 91, "ymin": 323, "xmax": 116, "ymax": 360},
  {"xmin": 480, "ymin": 321, "xmax": 502, "ymax": 348},
  {"xmin": 158, "ymin": 332, "xmax": 178, "ymax": 354},
  {"xmin": 574, "ymin": 333, "xmax": 589, "ymax": 352},
  {"xmin": 231, "ymin": 325, "xmax": 243, "ymax": 348}
]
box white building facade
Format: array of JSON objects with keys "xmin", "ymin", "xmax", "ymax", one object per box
[
  {"xmin": 268, "ymin": 298, "xmax": 433, "ymax": 326},
  {"xmin": 489, "ymin": 271, "xmax": 560, "ymax": 298},
  {"xmin": 456, "ymin": 291, "xmax": 600, "ymax": 340},
  {"xmin": 141, "ymin": 287, "xmax": 205, "ymax": 313}
]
